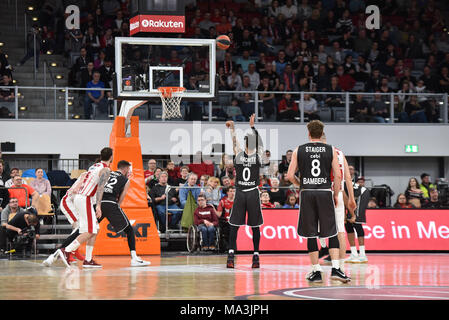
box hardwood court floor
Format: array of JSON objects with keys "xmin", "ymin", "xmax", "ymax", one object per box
[{"xmin": 0, "ymin": 253, "xmax": 448, "ymax": 300}]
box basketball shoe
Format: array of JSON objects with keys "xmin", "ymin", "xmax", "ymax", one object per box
[
  {"xmin": 226, "ymin": 252, "xmax": 235, "ymax": 268},
  {"xmin": 346, "ymin": 254, "xmax": 360, "ymax": 263},
  {"xmin": 306, "ymin": 270, "xmax": 322, "ymax": 283},
  {"xmin": 331, "ymin": 268, "xmax": 351, "ymax": 283},
  {"xmin": 42, "ymin": 251, "xmax": 59, "ymax": 267},
  {"xmin": 131, "ymin": 257, "xmax": 151, "ymax": 267},
  {"xmin": 251, "ymin": 254, "xmax": 260, "ymax": 269},
  {"xmin": 82, "ymin": 259, "xmax": 102, "ymax": 268},
  {"xmin": 358, "ymin": 255, "xmax": 368, "ymax": 263},
  {"xmin": 57, "ymin": 249, "xmax": 71, "ymax": 268}
]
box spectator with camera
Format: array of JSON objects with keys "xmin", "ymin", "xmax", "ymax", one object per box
[
  {"xmin": 0, "ymin": 209, "xmax": 39, "ymax": 257},
  {"xmin": 1, "ymin": 197, "xmax": 26, "ymax": 227},
  {"xmin": 194, "ymin": 194, "xmax": 219, "ymax": 250}
]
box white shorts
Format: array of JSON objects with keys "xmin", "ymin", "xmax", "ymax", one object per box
[
  {"xmin": 60, "ymin": 194, "xmax": 79, "ymax": 229},
  {"xmin": 73, "ymin": 194, "xmax": 99, "ymax": 234},
  {"xmin": 334, "ymin": 191, "xmax": 345, "ymax": 233}
]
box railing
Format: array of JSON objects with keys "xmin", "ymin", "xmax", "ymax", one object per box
[
  {"xmin": 6, "ymin": 158, "xmax": 94, "ymax": 173},
  {"xmin": 0, "ymin": 87, "xmax": 447, "ymax": 124}
]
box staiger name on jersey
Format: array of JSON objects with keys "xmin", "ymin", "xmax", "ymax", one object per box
[{"xmin": 305, "ymin": 146, "xmax": 326, "ymax": 153}]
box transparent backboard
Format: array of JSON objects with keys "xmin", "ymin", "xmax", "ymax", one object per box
[{"xmin": 114, "ymin": 37, "xmax": 216, "ymax": 100}]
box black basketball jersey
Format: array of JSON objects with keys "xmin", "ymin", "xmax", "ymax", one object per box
[
  {"xmin": 297, "ymin": 142, "xmax": 333, "ymax": 190},
  {"xmin": 234, "ymin": 151, "xmax": 261, "ymax": 191},
  {"xmin": 102, "ymin": 171, "xmax": 128, "ymax": 202}
]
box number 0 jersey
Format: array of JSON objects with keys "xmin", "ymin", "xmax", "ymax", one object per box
[
  {"xmin": 234, "ymin": 151, "xmax": 261, "ymax": 191},
  {"xmin": 297, "ymin": 142, "xmax": 333, "ymax": 190}
]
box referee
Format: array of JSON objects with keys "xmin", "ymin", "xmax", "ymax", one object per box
[{"xmin": 100, "ymin": 160, "xmax": 150, "ymax": 267}]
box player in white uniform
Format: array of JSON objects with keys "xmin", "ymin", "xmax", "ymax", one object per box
[
  {"xmin": 42, "ymin": 172, "xmax": 88, "ymax": 267},
  {"xmin": 59, "ymin": 147, "xmax": 113, "ymax": 268},
  {"xmin": 319, "ymin": 134, "xmax": 356, "ymax": 272}
]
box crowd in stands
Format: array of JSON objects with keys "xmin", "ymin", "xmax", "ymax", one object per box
[{"xmin": 10, "ymin": 0, "xmax": 447, "ymax": 122}]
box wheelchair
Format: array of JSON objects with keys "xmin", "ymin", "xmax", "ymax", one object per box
[{"xmin": 187, "ymin": 224, "xmax": 221, "ymax": 253}]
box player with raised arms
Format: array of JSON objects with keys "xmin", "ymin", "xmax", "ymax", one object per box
[{"xmin": 225, "ymin": 114, "xmax": 264, "ymax": 269}]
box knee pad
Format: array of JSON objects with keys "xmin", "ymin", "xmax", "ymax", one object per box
[
  {"xmin": 353, "ymin": 224, "xmax": 365, "ymax": 237},
  {"xmin": 307, "ymin": 238, "xmax": 319, "ymax": 252},
  {"xmin": 345, "ymin": 222, "xmax": 355, "ymax": 234},
  {"xmin": 328, "ymin": 235, "xmax": 339, "ymax": 249}
]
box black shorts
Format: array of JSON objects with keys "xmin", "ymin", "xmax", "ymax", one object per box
[
  {"xmin": 298, "ymin": 190, "xmax": 337, "ymax": 239},
  {"xmin": 229, "ymin": 188, "xmax": 263, "ymax": 227},
  {"xmin": 100, "ymin": 201, "xmax": 130, "ymax": 234}
]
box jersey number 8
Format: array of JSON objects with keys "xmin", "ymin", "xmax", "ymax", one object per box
[{"xmin": 311, "ymin": 159, "xmax": 321, "ymax": 177}]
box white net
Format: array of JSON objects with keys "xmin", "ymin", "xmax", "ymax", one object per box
[{"xmin": 158, "ymin": 87, "xmax": 185, "ymax": 120}]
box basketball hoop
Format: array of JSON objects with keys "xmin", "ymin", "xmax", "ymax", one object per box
[{"xmin": 157, "ymin": 87, "xmax": 185, "ymax": 120}]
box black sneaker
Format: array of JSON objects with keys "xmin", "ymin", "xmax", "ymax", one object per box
[
  {"xmin": 323, "ymin": 255, "xmax": 332, "ymax": 262},
  {"xmin": 331, "ymin": 268, "xmax": 351, "ymax": 283},
  {"xmin": 306, "ymin": 270, "xmax": 322, "ymax": 282},
  {"xmin": 226, "ymin": 252, "xmax": 234, "ymax": 268},
  {"xmin": 251, "ymin": 254, "xmax": 260, "ymax": 268},
  {"xmin": 318, "ymin": 247, "xmax": 329, "ymax": 258}
]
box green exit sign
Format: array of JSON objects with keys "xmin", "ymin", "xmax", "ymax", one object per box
[{"xmin": 405, "ymin": 145, "xmax": 419, "ymax": 153}]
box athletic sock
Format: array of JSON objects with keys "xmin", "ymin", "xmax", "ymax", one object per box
[
  {"xmin": 228, "ymin": 249, "xmax": 234, "ymax": 255},
  {"xmin": 85, "ymin": 245, "xmax": 94, "ymax": 261},
  {"xmin": 350, "ymin": 246, "xmax": 358, "ymax": 256},
  {"xmin": 65, "ymin": 240, "xmax": 80, "ymax": 253},
  {"xmin": 331, "ymin": 260, "xmax": 339, "ymax": 269},
  {"xmin": 319, "ymin": 238, "xmax": 327, "ymax": 248},
  {"xmin": 253, "ymin": 252, "xmax": 259, "ymax": 256},
  {"xmin": 312, "ymin": 264, "xmax": 322, "ymax": 272},
  {"xmin": 359, "ymin": 245, "xmax": 365, "ymax": 256},
  {"xmin": 130, "ymin": 250, "xmax": 138, "ymax": 260},
  {"xmin": 339, "ymin": 259, "xmax": 345, "ymax": 270}
]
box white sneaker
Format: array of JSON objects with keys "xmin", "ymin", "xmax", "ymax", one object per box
[
  {"xmin": 42, "ymin": 252, "xmax": 58, "ymax": 267},
  {"xmin": 358, "ymin": 255, "xmax": 368, "ymax": 263},
  {"xmin": 131, "ymin": 257, "xmax": 151, "ymax": 267},
  {"xmin": 345, "ymin": 254, "xmax": 360, "ymax": 263}
]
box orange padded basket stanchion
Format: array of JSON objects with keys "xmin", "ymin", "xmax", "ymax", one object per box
[{"xmin": 93, "ymin": 115, "xmax": 161, "ymax": 255}]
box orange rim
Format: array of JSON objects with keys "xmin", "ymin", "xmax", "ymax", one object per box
[{"xmin": 157, "ymin": 87, "xmax": 186, "ymax": 98}]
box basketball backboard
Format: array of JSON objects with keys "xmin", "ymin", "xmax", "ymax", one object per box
[{"xmin": 114, "ymin": 37, "xmax": 217, "ymax": 101}]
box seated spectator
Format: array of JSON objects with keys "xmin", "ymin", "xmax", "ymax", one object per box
[
  {"xmin": 4, "ymin": 168, "xmax": 25, "ymax": 188},
  {"xmin": 80, "ymin": 61, "xmax": 95, "ymax": 89},
  {"xmin": 84, "ymin": 71, "xmax": 108, "ymax": 119},
  {"xmin": 420, "ymin": 173, "xmax": 436, "ymax": 199},
  {"xmin": 336, "ymin": 10, "xmax": 354, "ymax": 34},
  {"xmin": 1, "ymin": 197, "xmax": 26, "ymax": 227},
  {"xmin": 216, "ymin": 186, "xmax": 235, "ymax": 251},
  {"xmin": 405, "ymin": 177, "xmax": 424, "ymax": 208},
  {"xmin": 8, "ymin": 176, "xmax": 38, "ymax": 208},
  {"xmin": 236, "ymin": 76, "xmax": 255, "ymax": 103},
  {"xmin": 146, "ymin": 167, "xmax": 162, "ymax": 190},
  {"xmin": 420, "ymin": 66, "xmax": 439, "ymax": 93},
  {"xmin": 278, "ymin": 93, "xmax": 300, "ymax": 121},
  {"xmin": 422, "ymin": 188, "xmax": 444, "ymax": 208},
  {"xmin": 259, "ymin": 176, "xmax": 271, "ymax": 190},
  {"xmin": 29, "ymin": 168, "xmax": 51, "ymax": 196},
  {"xmin": 356, "ymin": 176, "xmax": 366, "ymax": 187},
  {"xmin": 302, "ymin": 94, "xmax": 320, "ymax": 121},
  {"xmin": 94, "ymin": 50, "xmax": 106, "ymax": 70},
  {"xmin": 367, "ymin": 197, "xmax": 379, "ymax": 209},
  {"xmin": 258, "ymin": 77, "xmax": 276, "ymax": 121},
  {"xmin": 199, "ymin": 175, "xmax": 209, "ymax": 189},
  {"xmin": 369, "ymin": 92, "xmax": 388, "ymax": 123},
  {"xmin": 278, "ymin": 150, "xmax": 293, "ymax": 175},
  {"xmin": 399, "ymin": 95, "xmax": 428, "ymax": 123},
  {"xmin": 280, "ymin": 171, "xmax": 292, "ymax": 187},
  {"xmin": 399, "ymin": 68, "xmax": 417, "ymax": 90},
  {"xmin": 165, "ymin": 161, "xmax": 178, "ymax": 186},
  {"xmin": 236, "ymin": 29, "xmax": 257, "ymax": 56},
  {"xmin": 244, "ymin": 64, "xmax": 260, "ymax": 89},
  {"xmin": 149, "ymin": 171, "xmax": 181, "ymax": 232},
  {"xmin": 194, "ymin": 194, "xmax": 219, "ymax": 250},
  {"xmin": 273, "ymin": 50, "xmax": 289, "ymax": 76},
  {"xmin": 98, "ymin": 58, "xmax": 114, "ymax": 89},
  {"xmin": 0, "ymin": 74, "xmax": 14, "ymax": 102},
  {"xmin": 175, "ymin": 166, "xmax": 190, "ymax": 187},
  {"xmin": 325, "ymin": 76, "xmax": 344, "ymax": 108},
  {"xmin": 236, "ymin": 50, "xmax": 256, "ymax": 74},
  {"xmin": 188, "ymin": 152, "xmax": 214, "ymax": 179},
  {"xmin": 220, "ymin": 52, "xmax": 237, "ymax": 76},
  {"xmin": 144, "ymin": 159, "xmax": 157, "ymax": 183},
  {"xmin": 83, "ymin": 26, "xmax": 101, "ymax": 58},
  {"xmin": 280, "ymin": 0, "xmax": 298, "ymax": 20},
  {"xmin": 268, "ymin": 177, "xmax": 285, "ymax": 207},
  {"xmin": 397, "ymin": 81, "xmax": 414, "ymax": 104},
  {"xmin": 204, "ymin": 177, "xmax": 221, "ymax": 208},
  {"xmin": 227, "ymin": 70, "xmax": 242, "ymax": 91},
  {"xmin": 0, "ymin": 160, "xmax": 8, "ymax": 187},
  {"xmin": 226, "ymin": 98, "xmax": 245, "ymax": 122},
  {"xmin": 283, "ymin": 194, "xmax": 299, "ymax": 208},
  {"xmin": 438, "ymin": 66, "xmax": 449, "ymax": 93},
  {"xmin": 351, "ymin": 93, "xmax": 371, "ymax": 122},
  {"xmin": 393, "ymin": 193, "xmax": 415, "ymax": 208},
  {"xmin": 179, "ymin": 173, "xmax": 201, "ymax": 209},
  {"xmin": 260, "ymin": 190, "xmax": 275, "ymax": 208},
  {"xmin": 216, "ymin": 15, "xmax": 232, "ymax": 35},
  {"xmin": 325, "ymin": 55, "xmax": 337, "ymax": 76}
]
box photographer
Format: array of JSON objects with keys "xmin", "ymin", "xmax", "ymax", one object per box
[{"xmin": 0, "ymin": 211, "xmax": 39, "ymax": 257}]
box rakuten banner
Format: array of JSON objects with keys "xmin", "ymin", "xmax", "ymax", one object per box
[
  {"xmin": 130, "ymin": 15, "xmax": 185, "ymax": 35},
  {"xmin": 236, "ymin": 209, "xmax": 449, "ymax": 251}
]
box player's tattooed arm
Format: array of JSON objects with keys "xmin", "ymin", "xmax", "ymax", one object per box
[{"xmin": 95, "ymin": 168, "xmax": 111, "ymax": 217}]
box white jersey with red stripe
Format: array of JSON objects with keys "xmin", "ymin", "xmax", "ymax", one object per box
[
  {"xmin": 78, "ymin": 162, "xmax": 109, "ymax": 197},
  {"xmin": 331, "ymin": 147, "xmax": 345, "ymax": 191}
]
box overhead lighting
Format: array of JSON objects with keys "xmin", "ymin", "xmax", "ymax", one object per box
[
  {"xmin": 46, "ymin": 50, "xmax": 53, "ymax": 55},
  {"xmin": 60, "ymin": 89, "xmax": 66, "ymax": 93},
  {"xmin": 32, "ymin": 17, "xmax": 38, "ymax": 21},
  {"xmin": 68, "ymin": 101, "xmax": 73, "ymax": 106},
  {"xmin": 73, "ymin": 114, "xmax": 81, "ymax": 119},
  {"xmin": 19, "ymin": 106, "xmax": 27, "ymax": 111},
  {"xmin": 27, "ymin": 6, "xmax": 34, "ymax": 11},
  {"xmin": 12, "ymin": 79, "xmax": 17, "ymax": 84},
  {"xmin": 0, "ymin": 42, "xmax": 4, "ymax": 47},
  {"xmin": 50, "ymin": 62, "xmax": 57, "ymax": 67},
  {"xmin": 56, "ymin": 75, "xmax": 63, "ymax": 79}
]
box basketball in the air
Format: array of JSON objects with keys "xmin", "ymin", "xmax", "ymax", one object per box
[{"xmin": 216, "ymin": 35, "xmax": 231, "ymax": 50}]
